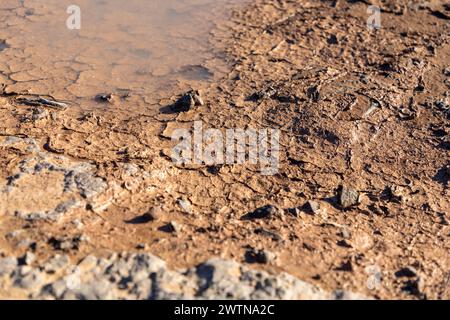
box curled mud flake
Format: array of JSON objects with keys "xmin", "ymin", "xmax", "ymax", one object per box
[
  {"xmin": 241, "ymin": 205, "xmax": 278, "ymax": 220},
  {"xmin": 429, "ymin": 9, "xmax": 450, "ymax": 20},
  {"xmin": 247, "ymin": 86, "xmax": 276, "ymax": 102},
  {"xmin": 363, "ymin": 99, "xmax": 382, "ymax": 119},
  {"xmin": 36, "ymin": 98, "xmax": 68, "ymax": 109},
  {"xmin": 31, "ymin": 107, "xmax": 49, "ymax": 121},
  {"xmin": 14, "ymin": 96, "xmax": 68, "ymax": 109},
  {"xmin": 95, "ymin": 93, "xmax": 115, "ymax": 103},
  {"xmin": 170, "ymin": 90, "xmax": 204, "ymax": 112}
]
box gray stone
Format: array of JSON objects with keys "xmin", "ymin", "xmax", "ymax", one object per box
[
  {"xmin": 77, "ymin": 255, "xmax": 98, "ymax": 271},
  {"xmin": 41, "ymin": 279, "xmax": 68, "ymax": 299},
  {"xmin": 66, "ymin": 278, "xmax": 115, "ymax": 300},
  {"xmin": 123, "ymin": 163, "xmax": 140, "ymax": 176},
  {"xmin": 144, "ymin": 206, "xmax": 164, "ymax": 221},
  {"xmin": 0, "ymin": 252, "xmax": 369, "ymax": 300},
  {"xmin": 339, "ymin": 186, "xmax": 360, "ymax": 208},
  {"xmin": 129, "ymin": 253, "xmax": 166, "ymax": 274},
  {"xmin": 304, "ymin": 200, "xmax": 321, "ymax": 215},
  {"xmin": 22, "ymin": 251, "xmax": 36, "ymax": 265},
  {"xmin": 31, "ymin": 107, "xmax": 49, "ymax": 121},
  {"xmin": 44, "ymin": 254, "xmax": 70, "ymax": 273},
  {"xmin": 130, "ymin": 279, "xmax": 152, "ymax": 299},
  {"xmin": 74, "ymin": 172, "xmax": 107, "ymax": 198},
  {"xmin": 340, "ymin": 228, "xmax": 351, "ymax": 239},
  {"xmin": 0, "ymin": 257, "xmax": 18, "ymax": 276},
  {"xmin": 13, "ymin": 268, "xmax": 44, "ymax": 289},
  {"xmin": 177, "ymin": 198, "xmax": 192, "ymax": 214},
  {"xmin": 171, "ymin": 90, "xmax": 204, "ymax": 112},
  {"xmin": 444, "ymin": 67, "xmax": 450, "ymax": 76}
]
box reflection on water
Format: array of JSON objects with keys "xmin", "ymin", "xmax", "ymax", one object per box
[{"xmin": 0, "ymin": 0, "xmax": 241, "ymax": 111}]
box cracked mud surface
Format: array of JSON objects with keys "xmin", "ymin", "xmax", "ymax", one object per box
[{"xmin": 0, "ymin": 0, "xmax": 449, "ymax": 300}]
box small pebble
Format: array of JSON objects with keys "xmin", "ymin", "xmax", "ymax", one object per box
[
  {"xmin": 160, "ymin": 221, "xmax": 182, "ymax": 234},
  {"xmin": 245, "ymin": 248, "xmax": 275, "ymax": 264},
  {"xmin": 144, "ymin": 206, "xmax": 164, "ymax": 221},
  {"xmin": 304, "ymin": 200, "xmax": 321, "ymax": 215},
  {"xmin": 339, "ymin": 186, "xmax": 360, "ymax": 209},
  {"xmin": 395, "ymin": 266, "xmax": 418, "ymax": 278},
  {"xmin": 21, "ymin": 251, "xmax": 36, "ymax": 265},
  {"xmin": 178, "ymin": 199, "xmax": 192, "ymax": 214},
  {"xmin": 243, "ymin": 205, "xmax": 277, "ymax": 220},
  {"xmin": 444, "ymin": 67, "xmax": 450, "ymax": 76},
  {"xmin": 136, "ymin": 243, "xmax": 147, "ymax": 250}
]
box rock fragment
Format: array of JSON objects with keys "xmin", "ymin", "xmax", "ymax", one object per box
[
  {"xmin": 244, "ymin": 248, "xmax": 275, "ymax": 264},
  {"xmin": 95, "ymin": 93, "xmax": 114, "ymax": 103},
  {"xmin": 74, "ymin": 172, "xmax": 107, "ymax": 199},
  {"xmin": 13, "ymin": 268, "xmax": 44, "ymax": 289},
  {"xmin": 335, "ymin": 260, "xmax": 353, "ymax": 272},
  {"xmin": 15, "ymin": 96, "xmax": 68, "ymax": 109},
  {"xmin": 64, "ymin": 279, "xmax": 115, "ymax": 300},
  {"xmin": 143, "ymin": 206, "xmax": 164, "ymax": 221},
  {"xmin": 0, "ymin": 252, "xmax": 367, "ymax": 300},
  {"xmin": 171, "ymin": 90, "xmax": 204, "ymax": 112},
  {"xmin": 444, "ymin": 67, "xmax": 450, "ymax": 76},
  {"xmin": 395, "ymin": 266, "xmax": 418, "ymax": 278},
  {"xmin": 41, "ymin": 280, "xmax": 68, "ymax": 299},
  {"xmin": 159, "ymin": 221, "xmax": 182, "ymax": 234},
  {"xmin": 327, "ymin": 34, "xmax": 338, "ymax": 45},
  {"xmin": 77, "ymin": 255, "xmax": 98, "ymax": 271},
  {"xmin": 306, "ymin": 85, "xmax": 320, "ymax": 102},
  {"xmin": 287, "ymin": 207, "xmax": 301, "ymax": 217},
  {"xmin": 303, "ymin": 200, "xmax": 322, "ymax": 215},
  {"xmin": 20, "ymin": 252, "xmax": 36, "ymax": 266},
  {"xmin": 242, "ymin": 205, "xmax": 278, "ymax": 220},
  {"xmin": 43, "ymin": 255, "xmax": 70, "ymax": 273},
  {"xmin": 254, "ymin": 228, "xmax": 283, "ymax": 242},
  {"xmin": 0, "ymin": 257, "xmax": 18, "ymax": 276},
  {"xmin": 177, "ymin": 198, "xmax": 192, "ymax": 214},
  {"xmin": 339, "ymin": 186, "xmax": 360, "ymax": 209}
]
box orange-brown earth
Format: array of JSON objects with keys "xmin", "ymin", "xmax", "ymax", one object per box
[{"xmin": 0, "ymin": 0, "xmax": 449, "ymax": 299}]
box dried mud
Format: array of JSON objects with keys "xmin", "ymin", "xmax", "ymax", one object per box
[{"xmin": 0, "ymin": 0, "xmax": 449, "ymax": 300}]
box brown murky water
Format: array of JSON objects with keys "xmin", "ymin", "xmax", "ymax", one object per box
[{"xmin": 0, "ymin": 0, "xmax": 242, "ymax": 113}]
